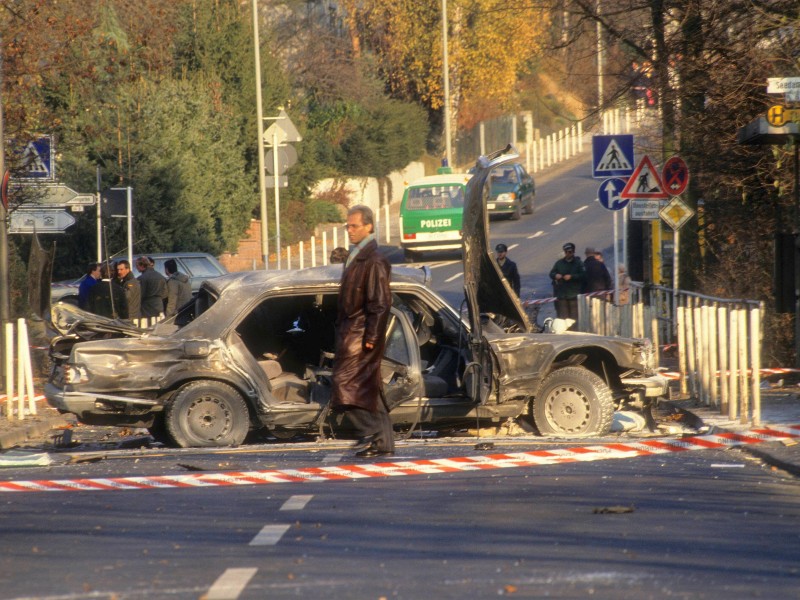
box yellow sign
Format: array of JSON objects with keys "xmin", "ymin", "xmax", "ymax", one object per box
[
  {"xmin": 767, "ymin": 105, "xmax": 800, "ymax": 127},
  {"xmin": 659, "ymin": 196, "xmax": 694, "ymax": 231}
]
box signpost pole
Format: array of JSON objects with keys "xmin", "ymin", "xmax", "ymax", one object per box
[
  {"xmin": 273, "ymin": 129, "xmax": 281, "ymax": 270},
  {"xmin": 0, "ymin": 50, "xmax": 8, "ymax": 386},
  {"xmin": 96, "ymin": 167, "xmax": 102, "ymax": 263},
  {"xmin": 613, "ymin": 210, "xmax": 619, "ymax": 305},
  {"xmin": 126, "ymin": 186, "xmax": 133, "ymax": 267},
  {"xmin": 252, "ymin": 0, "xmax": 269, "ymax": 270}
]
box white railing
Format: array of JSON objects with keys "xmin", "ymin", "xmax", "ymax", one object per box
[{"xmin": 579, "ymin": 284, "xmax": 764, "ymax": 426}]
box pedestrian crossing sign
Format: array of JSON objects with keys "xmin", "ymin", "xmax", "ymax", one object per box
[
  {"xmin": 592, "ymin": 134, "xmax": 634, "ymax": 179},
  {"xmin": 620, "ymin": 155, "xmax": 669, "ymax": 199}
]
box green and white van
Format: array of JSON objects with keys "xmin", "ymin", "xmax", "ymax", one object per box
[{"xmin": 399, "ymin": 173, "xmax": 471, "ymax": 262}]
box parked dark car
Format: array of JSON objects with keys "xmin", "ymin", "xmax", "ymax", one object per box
[
  {"xmin": 485, "ymin": 162, "xmax": 535, "ymax": 220},
  {"xmin": 50, "ymin": 252, "xmax": 228, "ymax": 305},
  {"xmin": 45, "ymin": 147, "xmax": 666, "ymax": 448}
]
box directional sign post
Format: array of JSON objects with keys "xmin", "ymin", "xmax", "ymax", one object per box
[
  {"xmin": 592, "ymin": 134, "xmax": 635, "ymax": 179},
  {"xmin": 597, "ymin": 178, "xmax": 629, "ymax": 211},
  {"xmin": 9, "ymin": 208, "xmax": 75, "ymax": 234},
  {"xmin": 17, "ymin": 184, "xmax": 95, "ymax": 208},
  {"xmin": 264, "ymin": 110, "xmax": 301, "ymax": 269}
]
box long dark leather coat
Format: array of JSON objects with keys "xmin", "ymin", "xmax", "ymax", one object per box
[{"xmin": 331, "ymin": 240, "xmax": 392, "ymax": 411}]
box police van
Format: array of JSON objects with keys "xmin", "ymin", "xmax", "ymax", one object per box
[{"xmin": 399, "ymin": 172, "xmax": 471, "ymax": 262}]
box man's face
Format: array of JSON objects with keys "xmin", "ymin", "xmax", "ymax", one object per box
[
  {"xmin": 346, "ymin": 212, "xmax": 371, "ymax": 245},
  {"xmin": 564, "ymin": 248, "xmax": 575, "ymax": 261},
  {"xmin": 496, "ymin": 250, "xmax": 507, "ymax": 260},
  {"xmin": 116, "ymin": 263, "xmax": 130, "ymax": 278}
]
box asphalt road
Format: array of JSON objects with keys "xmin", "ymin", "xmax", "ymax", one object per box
[{"xmin": 1, "ymin": 440, "xmax": 799, "ymax": 599}]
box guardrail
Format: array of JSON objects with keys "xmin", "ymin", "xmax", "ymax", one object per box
[{"xmin": 578, "ymin": 284, "xmax": 763, "ymax": 426}]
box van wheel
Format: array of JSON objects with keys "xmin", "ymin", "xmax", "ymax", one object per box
[
  {"xmin": 165, "ymin": 381, "xmax": 250, "ymax": 448},
  {"xmin": 533, "ymin": 367, "xmax": 614, "ymax": 437}
]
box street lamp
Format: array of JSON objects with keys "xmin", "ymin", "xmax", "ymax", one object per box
[{"xmin": 442, "ymin": 0, "xmax": 452, "ymax": 167}]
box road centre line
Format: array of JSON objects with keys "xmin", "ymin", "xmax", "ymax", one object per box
[
  {"xmin": 249, "ymin": 524, "xmax": 292, "ymax": 546},
  {"xmin": 527, "ymin": 231, "xmax": 544, "ymax": 239},
  {"xmin": 280, "ymin": 494, "xmax": 313, "ymax": 510},
  {"xmin": 206, "ymin": 568, "xmax": 258, "ymax": 600},
  {"xmin": 2, "ymin": 425, "xmax": 798, "ymax": 493},
  {"xmin": 573, "ymin": 205, "xmax": 589, "ymax": 213},
  {"xmin": 322, "ymin": 453, "xmax": 345, "ymax": 463},
  {"xmin": 445, "ymin": 272, "xmax": 462, "ymax": 283},
  {"xmin": 551, "ymin": 217, "xmax": 567, "ymax": 226}
]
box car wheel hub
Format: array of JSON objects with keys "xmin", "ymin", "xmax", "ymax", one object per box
[
  {"xmin": 186, "ymin": 397, "xmax": 231, "ymax": 439},
  {"xmin": 545, "ymin": 385, "xmax": 590, "ymax": 433}
]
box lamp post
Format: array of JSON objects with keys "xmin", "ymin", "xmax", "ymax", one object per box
[
  {"xmin": 252, "ymin": 0, "xmax": 270, "ymax": 269},
  {"xmin": 441, "ymin": 0, "xmax": 452, "ymax": 167}
]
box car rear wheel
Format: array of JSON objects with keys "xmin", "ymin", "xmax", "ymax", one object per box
[
  {"xmin": 524, "ymin": 197, "xmax": 534, "ymax": 214},
  {"xmin": 165, "ymin": 381, "xmax": 250, "ymax": 448},
  {"xmin": 510, "ymin": 202, "xmax": 522, "ymax": 220},
  {"xmin": 533, "ymin": 366, "xmax": 614, "ymax": 437}
]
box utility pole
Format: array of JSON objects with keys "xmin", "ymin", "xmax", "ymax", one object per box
[
  {"xmin": 441, "ymin": 0, "xmax": 452, "ymax": 167},
  {"xmin": 0, "ymin": 39, "xmax": 10, "ymax": 383},
  {"xmin": 252, "ymin": 0, "xmax": 269, "ymax": 269}
]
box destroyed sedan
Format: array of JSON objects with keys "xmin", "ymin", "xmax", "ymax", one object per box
[{"xmin": 45, "ymin": 148, "xmax": 667, "ymax": 448}]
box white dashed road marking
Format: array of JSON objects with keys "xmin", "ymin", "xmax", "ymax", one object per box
[
  {"xmin": 445, "ymin": 272, "xmax": 462, "ymax": 283},
  {"xmin": 573, "ymin": 205, "xmax": 589, "ymax": 213},
  {"xmin": 322, "ymin": 452, "xmax": 344, "ymax": 463},
  {"xmin": 206, "ymin": 568, "xmax": 258, "ymax": 600},
  {"xmin": 527, "ymin": 231, "xmax": 544, "ymax": 239},
  {"xmin": 280, "ymin": 494, "xmax": 314, "ymax": 511},
  {"xmin": 249, "ymin": 524, "xmax": 292, "ymax": 546},
  {"xmin": 552, "ymin": 217, "xmax": 567, "ymax": 225}
]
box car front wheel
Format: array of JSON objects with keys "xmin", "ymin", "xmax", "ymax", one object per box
[
  {"xmin": 533, "ymin": 366, "xmax": 614, "ymax": 437},
  {"xmin": 165, "ymin": 381, "xmax": 250, "ymax": 448}
]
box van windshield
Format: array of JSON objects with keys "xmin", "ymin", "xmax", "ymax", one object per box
[{"xmin": 406, "ymin": 185, "xmax": 465, "ymax": 210}]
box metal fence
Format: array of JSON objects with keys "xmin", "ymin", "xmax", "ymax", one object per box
[{"xmin": 579, "ymin": 284, "xmax": 763, "ymax": 425}]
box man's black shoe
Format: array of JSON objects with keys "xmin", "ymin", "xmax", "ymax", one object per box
[{"xmin": 355, "ymin": 443, "xmax": 395, "ymax": 458}]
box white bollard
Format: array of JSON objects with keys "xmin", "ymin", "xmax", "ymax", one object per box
[
  {"xmin": 5, "ymin": 322, "xmax": 14, "ymax": 421},
  {"xmin": 299, "ymin": 241, "xmax": 305, "ymax": 269},
  {"xmin": 16, "ymin": 318, "xmax": 25, "ymax": 419},
  {"xmin": 322, "ymin": 231, "xmax": 328, "ymax": 266},
  {"xmin": 384, "ymin": 204, "xmax": 390, "ymax": 244},
  {"xmin": 333, "ymin": 225, "xmax": 338, "ymax": 249},
  {"xmin": 286, "ymin": 246, "xmax": 292, "ymax": 270},
  {"xmin": 311, "ymin": 236, "xmax": 317, "ymax": 267},
  {"xmin": 578, "ymin": 121, "xmax": 583, "ymax": 151},
  {"xmin": 19, "ymin": 319, "xmax": 36, "ymax": 416}
]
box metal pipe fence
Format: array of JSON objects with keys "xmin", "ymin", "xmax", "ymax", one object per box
[{"xmin": 579, "ymin": 284, "xmax": 763, "ymax": 426}]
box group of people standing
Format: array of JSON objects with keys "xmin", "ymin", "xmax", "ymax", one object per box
[{"xmin": 76, "ymin": 257, "xmax": 193, "ymax": 322}]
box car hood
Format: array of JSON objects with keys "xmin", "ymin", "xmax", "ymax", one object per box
[
  {"xmin": 50, "ymin": 303, "xmax": 146, "ymax": 339},
  {"xmin": 462, "ymin": 145, "xmax": 533, "ymax": 335}
]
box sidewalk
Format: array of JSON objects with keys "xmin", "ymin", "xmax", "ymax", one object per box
[{"xmin": 667, "ymin": 388, "xmax": 800, "ymax": 477}]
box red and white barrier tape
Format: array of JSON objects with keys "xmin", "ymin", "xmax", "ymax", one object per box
[
  {"xmin": 659, "ymin": 367, "xmax": 800, "ymax": 381},
  {"xmin": 2, "ymin": 424, "xmax": 798, "ymax": 493}
]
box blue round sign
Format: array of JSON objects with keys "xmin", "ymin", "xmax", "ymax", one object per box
[{"xmin": 597, "ymin": 178, "xmax": 630, "ymax": 211}]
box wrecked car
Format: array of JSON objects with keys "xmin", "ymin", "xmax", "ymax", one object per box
[{"xmin": 45, "ymin": 147, "xmax": 667, "ymax": 448}]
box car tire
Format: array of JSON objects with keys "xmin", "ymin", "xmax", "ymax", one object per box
[
  {"xmin": 165, "ymin": 381, "xmax": 250, "ymax": 448},
  {"xmin": 533, "ymin": 366, "xmax": 614, "ymax": 437},
  {"xmin": 524, "ymin": 197, "xmax": 534, "ymax": 215},
  {"xmin": 511, "ymin": 202, "xmax": 522, "ymax": 220},
  {"xmin": 404, "ymin": 249, "xmax": 420, "ymax": 263}
]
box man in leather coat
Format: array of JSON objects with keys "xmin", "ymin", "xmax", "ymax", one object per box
[{"xmin": 331, "ymin": 205, "xmax": 394, "ymax": 458}]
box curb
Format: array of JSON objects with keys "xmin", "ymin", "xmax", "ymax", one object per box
[
  {"xmin": 666, "ymin": 400, "xmax": 800, "ymax": 478},
  {"xmin": 0, "ymin": 414, "xmax": 74, "ymax": 450}
]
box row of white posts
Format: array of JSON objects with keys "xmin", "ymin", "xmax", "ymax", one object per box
[
  {"xmin": 2, "ymin": 319, "xmax": 38, "ymax": 421},
  {"xmin": 578, "ymin": 284, "xmax": 763, "ymax": 426},
  {"xmin": 265, "ymin": 204, "xmax": 394, "ymax": 271}
]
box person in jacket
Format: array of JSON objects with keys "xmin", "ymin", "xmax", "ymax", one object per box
[
  {"xmin": 582, "ymin": 247, "xmax": 612, "ymax": 299},
  {"xmin": 88, "ymin": 263, "xmax": 125, "ymax": 318},
  {"xmin": 136, "ymin": 256, "xmax": 167, "ymax": 318},
  {"xmin": 494, "ymin": 243, "xmax": 520, "ymax": 296},
  {"xmin": 164, "ymin": 259, "xmax": 193, "ymax": 317},
  {"xmin": 114, "ymin": 259, "xmax": 141, "ymax": 321},
  {"xmin": 78, "ymin": 263, "xmax": 101, "ymax": 310},
  {"xmin": 549, "ymin": 242, "xmax": 584, "ymax": 327},
  {"xmin": 331, "ymin": 205, "xmax": 394, "ymax": 458}
]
